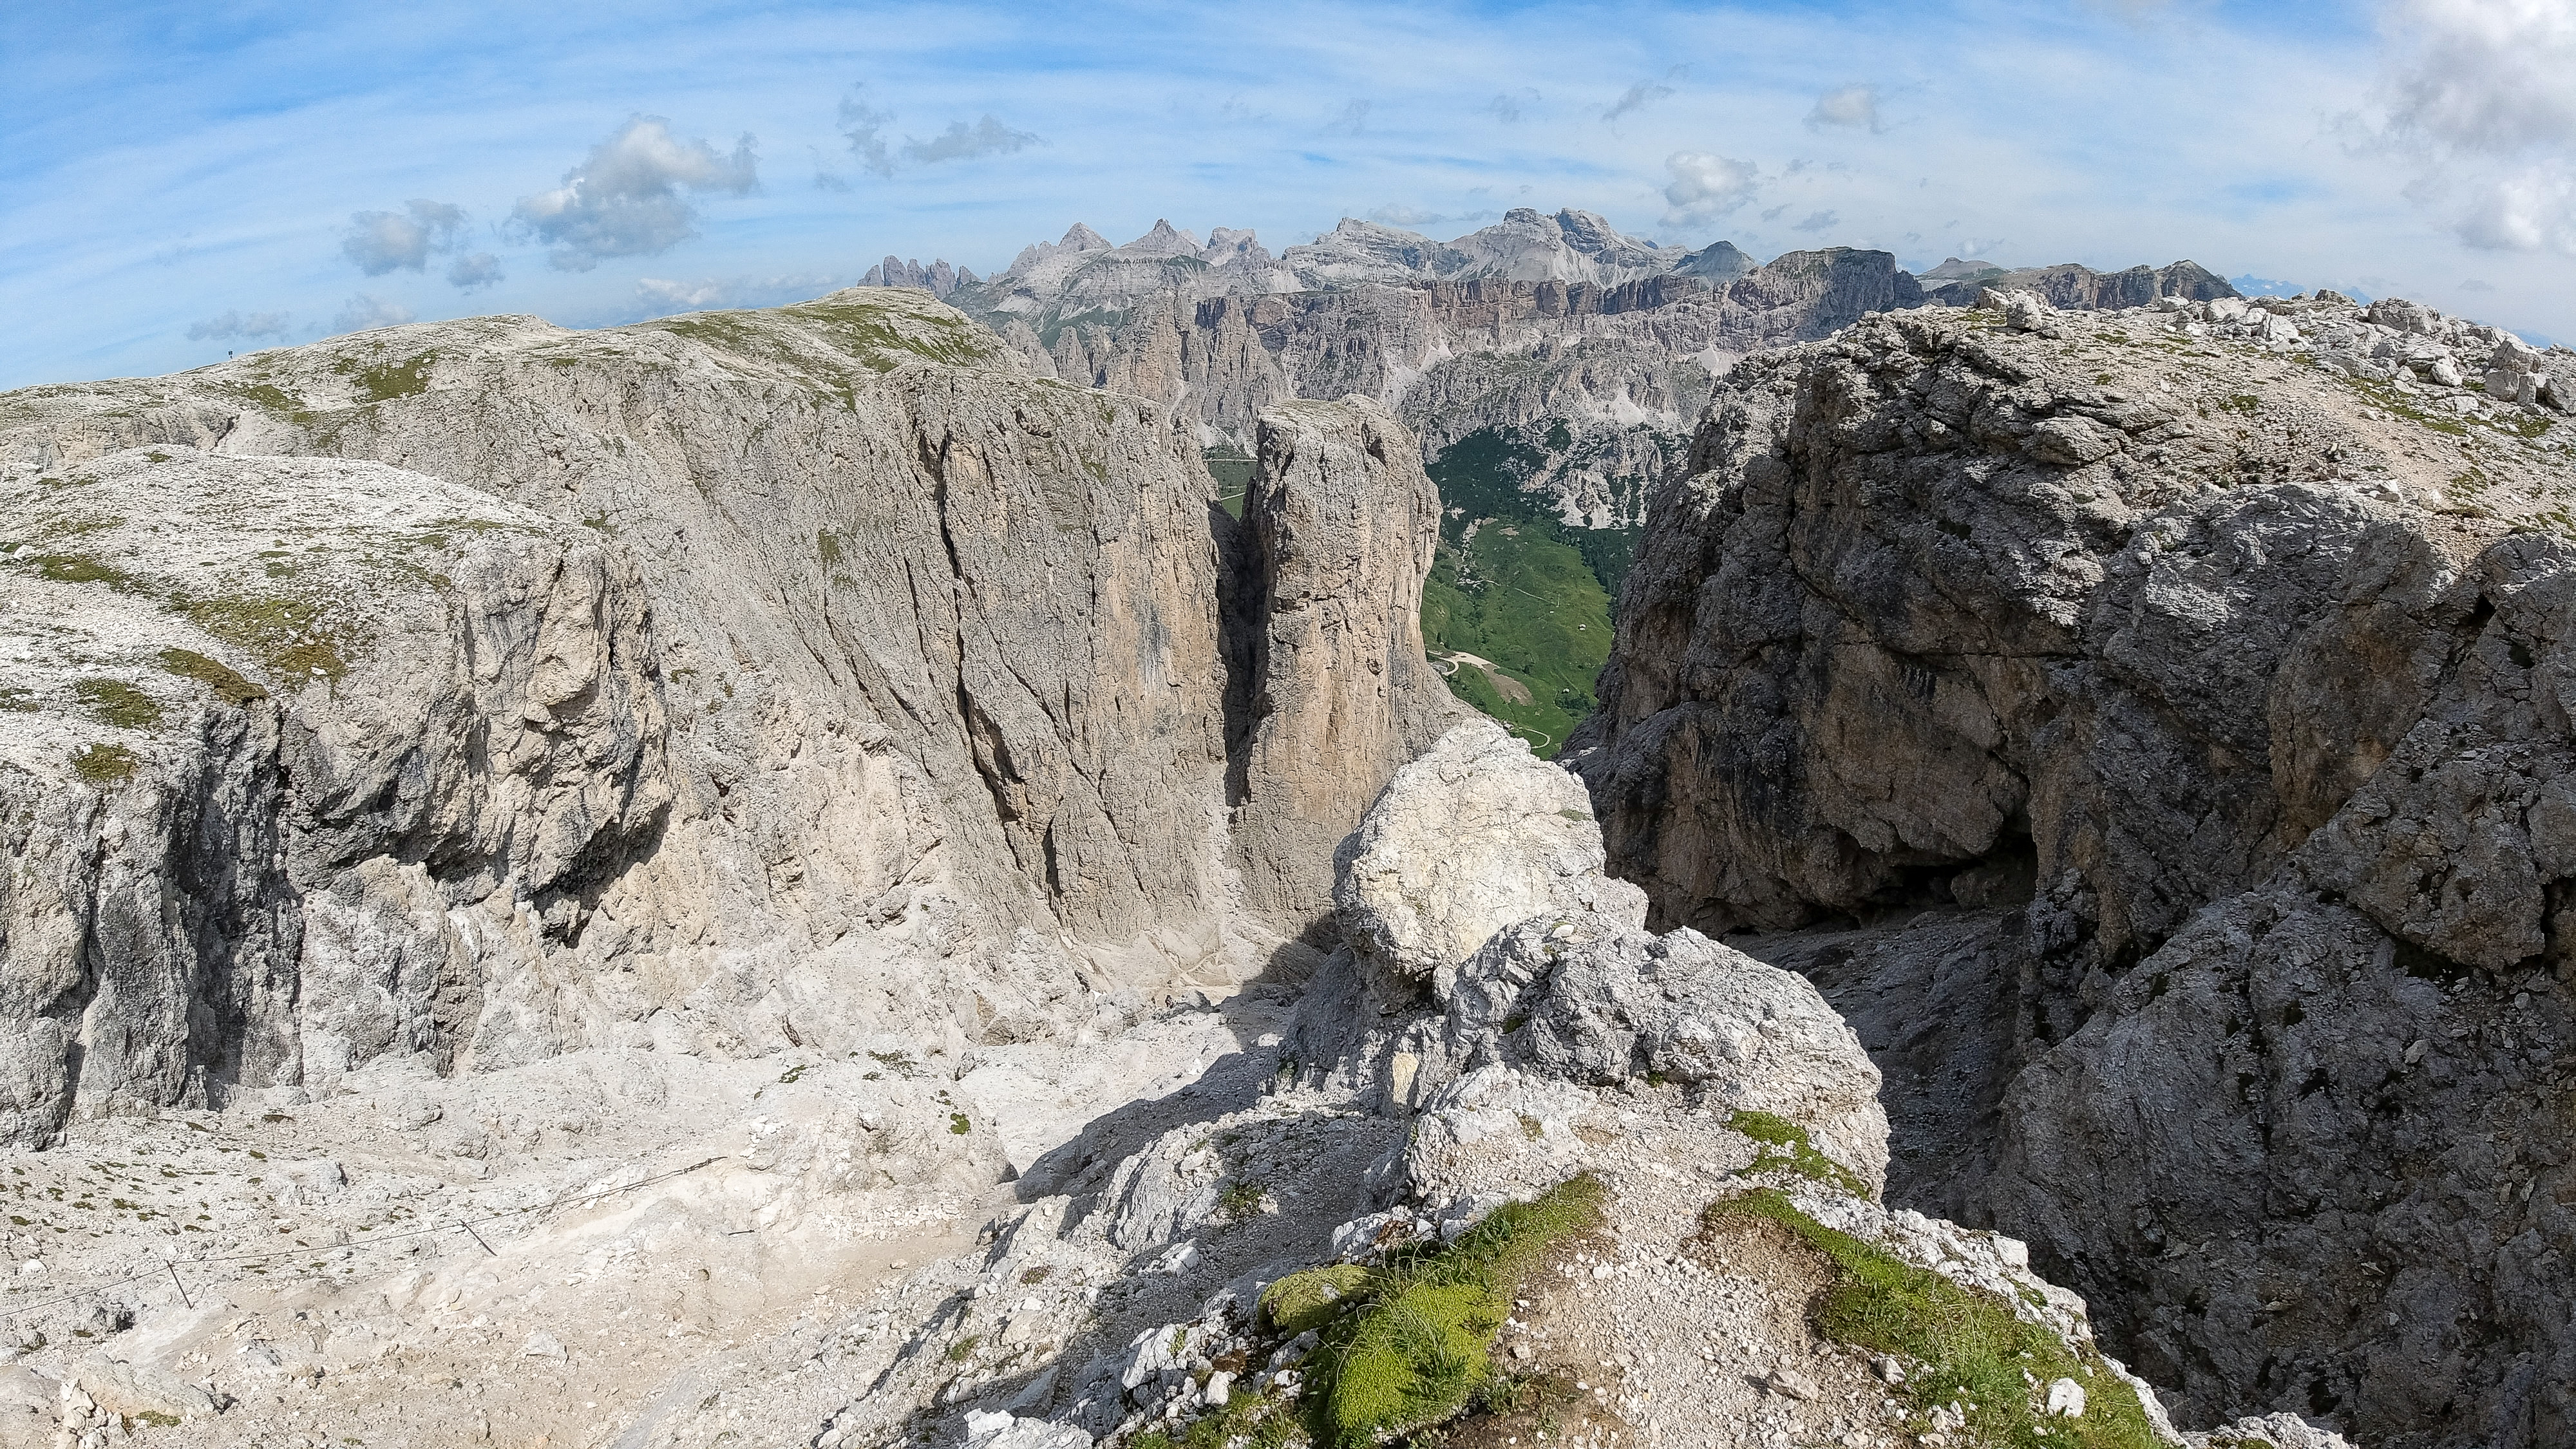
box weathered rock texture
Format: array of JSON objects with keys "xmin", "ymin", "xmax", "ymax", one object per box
[
  {"xmin": 1225, "ymin": 399, "xmax": 1468, "ymax": 933},
  {"xmin": 1577, "ymin": 287, "xmax": 2576, "ymax": 1446},
  {"xmin": 0, "ymin": 288, "xmax": 1459, "ymax": 1147}
]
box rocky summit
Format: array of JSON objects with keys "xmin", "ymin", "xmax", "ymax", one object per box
[{"xmin": 0, "ymin": 243, "xmax": 2568, "ymax": 1449}]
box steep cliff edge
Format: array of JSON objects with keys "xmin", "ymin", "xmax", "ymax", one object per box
[
  {"xmin": 1226, "ymin": 399, "xmax": 1469, "ymax": 933},
  {"xmin": 1576, "ymin": 288, "xmax": 2576, "ymax": 1444},
  {"xmin": 0, "ymin": 289, "xmax": 1461, "ymax": 1148}
]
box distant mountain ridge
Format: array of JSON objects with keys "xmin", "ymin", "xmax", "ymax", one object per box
[{"xmin": 855, "ymin": 207, "xmax": 2240, "ymax": 558}]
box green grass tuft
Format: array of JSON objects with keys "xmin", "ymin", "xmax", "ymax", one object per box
[
  {"xmin": 1727, "ymin": 1110, "xmax": 1871, "ymax": 1197},
  {"xmin": 158, "ymin": 648, "xmax": 267, "ymax": 706},
  {"xmin": 1705, "ymin": 1188, "xmax": 2161, "ymax": 1449},
  {"xmin": 73, "ymin": 677, "xmax": 163, "ymax": 731},
  {"xmin": 1302, "ymin": 1173, "xmax": 1605, "ymax": 1447}
]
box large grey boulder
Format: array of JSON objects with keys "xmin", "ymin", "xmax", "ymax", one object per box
[
  {"xmin": 1332, "ymin": 719, "xmax": 1638, "ymax": 1001},
  {"xmin": 1432, "ymin": 913, "xmax": 1889, "ymax": 1185}
]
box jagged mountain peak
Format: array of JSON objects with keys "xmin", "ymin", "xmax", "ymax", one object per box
[{"xmin": 1117, "ymin": 218, "xmax": 1202, "ymax": 256}]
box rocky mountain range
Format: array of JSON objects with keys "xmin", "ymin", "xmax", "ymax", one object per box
[
  {"xmin": 870, "ymin": 209, "xmax": 2237, "ymax": 540},
  {"xmin": 0, "ymin": 242, "xmax": 2570, "ymax": 1449}
]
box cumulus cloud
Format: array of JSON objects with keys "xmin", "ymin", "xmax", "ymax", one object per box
[
  {"xmin": 1793, "ymin": 209, "xmax": 1841, "ymax": 232},
  {"xmin": 1806, "ymin": 84, "xmax": 1885, "ymax": 133},
  {"xmin": 511, "ymin": 117, "xmax": 759, "ymax": 272},
  {"xmin": 1662, "ymin": 152, "xmax": 1761, "ymax": 227},
  {"xmin": 2373, "ymin": 0, "xmax": 2576, "ymax": 252},
  {"xmin": 341, "ymin": 199, "xmax": 467, "ymax": 275},
  {"xmin": 330, "ymin": 294, "xmax": 415, "ymax": 334},
  {"xmin": 840, "ymin": 84, "xmax": 897, "ymax": 178},
  {"xmin": 186, "ymin": 310, "xmax": 290, "ymax": 342},
  {"xmin": 1604, "ymin": 70, "xmax": 1682, "ymax": 124},
  {"xmin": 446, "ymin": 252, "xmax": 504, "ymax": 290},
  {"xmin": 902, "ymin": 115, "xmax": 1041, "ymax": 164}
]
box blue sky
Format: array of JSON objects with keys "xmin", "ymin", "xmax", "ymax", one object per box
[{"xmin": 6, "ymin": 0, "xmax": 2574, "ymax": 388}]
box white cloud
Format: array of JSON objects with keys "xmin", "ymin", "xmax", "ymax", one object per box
[
  {"xmin": 1486, "ymin": 89, "xmax": 1538, "ymax": 124},
  {"xmin": 340, "ymin": 199, "xmax": 466, "ymax": 274},
  {"xmin": 1328, "ymin": 99, "xmax": 1370, "ymax": 135},
  {"xmin": 185, "ymin": 310, "xmax": 290, "ymax": 342},
  {"xmin": 445, "ymin": 252, "xmax": 504, "ymax": 290},
  {"xmin": 330, "ymin": 293, "xmax": 414, "ymax": 333},
  {"xmin": 1662, "ymin": 152, "xmax": 1761, "ymax": 227},
  {"xmin": 1793, "ymin": 209, "xmax": 1841, "ymax": 232},
  {"xmin": 1806, "ymin": 84, "xmax": 1885, "ymax": 133},
  {"xmin": 840, "ymin": 84, "xmax": 896, "ymax": 179},
  {"xmin": 902, "ymin": 115, "xmax": 1041, "ymax": 165},
  {"xmin": 511, "ymin": 117, "xmax": 759, "ymax": 273},
  {"xmin": 2374, "ymin": 0, "xmax": 2576, "ymax": 252}
]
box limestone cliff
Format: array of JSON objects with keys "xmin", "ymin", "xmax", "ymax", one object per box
[
  {"xmin": 1224, "ymin": 399, "xmax": 1468, "ymax": 934},
  {"xmin": 0, "ymin": 289, "xmax": 1459, "ymax": 1148},
  {"xmin": 1576, "ymin": 287, "xmax": 2576, "ymax": 1445}
]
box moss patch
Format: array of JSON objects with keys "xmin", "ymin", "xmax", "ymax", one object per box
[
  {"xmin": 1704, "ymin": 1189, "xmax": 2161, "ymax": 1449},
  {"xmin": 1262, "ymin": 1264, "xmax": 1376, "ymax": 1337},
  {"xmin": 70, "ymin": 741, "xmax": 139, "ymax": 785},
  {"xmin": 347, "ymin": 350, "xmax": 439, "ymax": 404},
  {"xmin": 26, "ymin": 553, "xmax": 137, "ymax": 589},
  {"xmin": 158, "ymin": 648, "xmax": 267, "ymax": 706},
  {"xmin": 1303, "ymin": 1173, "xmax": 1605, "ymax": 1447},
  {"xmin": 1727, "ymin": 1110, "xmax": 1871, "ymax": 1197},
  {"xmin": 73, "ymin": 677, "xmax": 163, "ymax": 731}
]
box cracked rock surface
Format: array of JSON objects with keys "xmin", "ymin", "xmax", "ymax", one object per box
[{"xmin": 1578, "ymin": 289, "xmax": 2576, "ymax": 1445}]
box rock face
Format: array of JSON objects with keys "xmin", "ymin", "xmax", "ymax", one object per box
[
  {"xmin": 1225, "ymin": 399, "xmax": 1468, "ymax": 934},
  {"xmin": 1577, "ymin": 288, "xmax": 2576, "ymax": 1444},
  {"xmin": 0, "ymin": 287, "xmax": 1459, "ymax": 1147},
  {"xmin": 0, "ymin": 448, "xmax": 665, "ymax": 1146}
]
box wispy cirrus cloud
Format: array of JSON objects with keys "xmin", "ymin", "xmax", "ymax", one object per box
[{"xmin": 1603, "ymin": 73, "xmax": 1678, "ymax": 125}]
